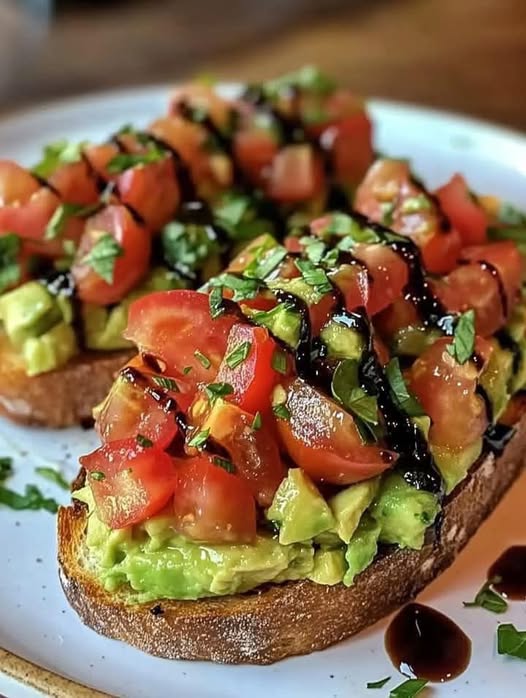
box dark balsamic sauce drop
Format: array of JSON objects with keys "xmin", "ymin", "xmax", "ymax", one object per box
[
  {"xmin": 385, "ymin": 603, "xmax": 471, "ymax": 682},
  {"xmin": 488, "ymin": 546, "xmax": 526, "ymax": 600}
]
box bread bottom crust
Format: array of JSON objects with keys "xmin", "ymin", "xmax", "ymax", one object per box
[{"xmin": 58, "ymin": 415, "xmax": 526, "ymax": 664}]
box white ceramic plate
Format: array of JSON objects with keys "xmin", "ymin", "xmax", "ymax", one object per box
[{"xmin": 1, "ymin": 87, "xmax": 526, "ymax": 698}]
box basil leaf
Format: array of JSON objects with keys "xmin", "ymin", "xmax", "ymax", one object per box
[
  {"xmin": 34, "ymin": 466, "xmax": 70, "ymax": 490},
  {"xmin": 32, "ymin": 140, "xmax": 86, "ymax": 178},
  {"xmin": 295, "ymin": 258, "xmax": 332, "ymax": 295},
  {"xmin": 463, "ymin": 578, "xmax": 508, "ymax": 614},
  {"xmin": 0, "ymin": 484, "xmax": 58, "ymax": 513},
  {"xmin": 204, "ymin": 382, "xmax": 234, "ymax": 404},
  {"xmin": 400, "ymin": 195, "xmax": 432, "ymax": 214},
  {"xmin": 497, "ymin": 623, "xmax": 526, "ymax": 660},
  {"xmin": 152, "ymin": 375, "xmax": 178, "ymax": 391},
  {"xmin": 90, "ymin": 471, "xmax": 106, "ymax": 481},
  {"xmin": 0, "ymin": 233, "xmax": 21, "ymax": 293},
  {"xmin": 385, "ymin": 358, "xmax": 424, "ymax": 417},
  {"xmin": 136, "ymin": 434, "xmax": 154, "ymax": 448},
  {"xmin": 107, "ymin": 148, "xmax": 165, "ymax": 174},
  {"xmin": 187, "ymin": 428, "xmax": 210, "ymax": 450},
  {"xmin": 381, "ymin": 201, "xmax": 395, "ymax": 226},
  {"xmin": 212, "ymin": 456, "xmax": 235, "ymax": 473},
  {"xmin": 210, "ymin": 273, "xmax": 262, "ymax": 302},
  {"xmin": 162, "ymin": 221, "xmax": 219, "ymax": 276},
  {"xmin": 264, "ymin": 66, "xmax": 336, "ymax": 98},
  {"xmin": 299, "ymin": 237, "xmax": 326, "ymax": 265},
  {"xmin": 225, "ymin": 341, "xmax": 252, "ymax": 370},
  {"xmin": 194, "ymin": 350, "xmax": 211, "ymax": 369},
  {"xmin": 367, "ymin": 676, "xmax": 391, "ymax": 689},
  {"xmin": 45, "ymin": 202, "xmax": 99, "ymax": 240},
  {"xmin": 389, "ymin": 678, "xmax": 428, "ymax": 698},
  {"xmin": 0, "ymin": 457, "xmax": 13, "ymax": 482},
  {"xmin": 447, "ymin": 309, "xmax": 475, "ymax": 364},
  {"xmin": 81, "ymin": 233, "xmax": 123, "ymax": 284},
  {"xmin": 325, "ymin": 213, "xmax": 381, "ymax": 245},
  {"xmin": 272, "ymin": 403, "xmax": 291, "ymax": 420},
  {"xmin": 209, "ymin": 285, "xmax": 225, "ymax": 319},
  {"xmin": 272, "ymin": 349, "xmax": 288, "ymax": 375},
  {"xmin": 214, "ymin": 192, "xmax": 250, "ymax": 227},
  {"xmin": 245, "ymin": 246, "xmax": 287, "ymax": 280},
  {"xmin": 252, "ymin": 411, "xmax": 262, "ymax": 430},
  {"xmin": 332, "ymin": 359, "xmax": 378, "ymax": 425}
]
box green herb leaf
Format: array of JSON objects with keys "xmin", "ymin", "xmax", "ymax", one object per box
[
  {"xmin": 194, "ymin": 350, "xmax": 211, "ymax": 369},
  {"xmin": 497, "ymin": 623, "xmax": 526, "ymax": 660},
  {"xmin": 385, "ymin": 358, "xmax": 424, "ymax": 417},
  {"xmin": 183, "ymin": 366, "xmax": 193, "ymax": 375},
  {"xmin": 107, "ymin": 148, "xmax": 165, "ymax": 174},
  {"xmin": 295, "ymin": 258, "xmax": 332, "ymax": 295},
  {"xmin": 187, "ymin": 428, "xmax": 210, "ymax": 449},
  {"xmin": 205, "ymin": 382, "xmax": 234, "ymax": 404},
  {"xmin": 299, "ymin": 237, "xmax": 326, "ymax": 264},
  {"xmin": 214, "ymin": 192, "xmax": 250, "ymax": 227},
  {"xmin": 81, "ymin": 233, "xmax": 123, "ymax": 284},
  {"xmin": 90, "ymin": 471, "xmax": 106, "ymax": 481},
  {"xmin": 497, "ymin": 202, "xmax": 526, "ymax": 226},
  {"xmin": 45, "ymin": 202, "xmax": 99, "ymax": 240},
  {"xmin": 32, "ymin": 140, "xmax": 86, "ymax": 178},
  {"xmin": 446, "ymin": 309, "xmax": 475, "ymax": 364},
  {"xmin": 321, "ymin": 247, "xmax": 340, "ymax": 268},
  {"xmin": 0, "ymin": 484, "xmax": 58, "ymax": 513},
  {"xmin": 225, "ymin": 341, "xmax": 252, "ymax": 370},
  {"xmin": 264, "ymin": 66, "xmax": 336, "ymax": 98},
  {"xmin": 0, "ymin": 233, "xmax": 21, "ymax": 293},
  {"xmin": 34, "ymin": 466, "xmax": 70, "ymax": 490},
  {"xmin": 381, "ymin": 201, "xmax": 395, "ymax": 226},
  {"xmin": 400, "ymin": 195, "xmax": 432, "ymax": 214},
  {"xmin": 252, "ymin": 411, "xmax": 262, "ymax": 430},
  {"xmin": 272, "ymin": 349, "xmax": 288, "ymax": 375},
  {"xmin": 463, "ymin": 578, "xmax": 508, "ymax": 613},
  {"xmin": 389, "ymin": 678, "xmax": 428, "ymax": 698},
  {"xmin": 0, "ymin": 457, "xmax": 13, "ymax": 482},
  {"xmin": 325, "ymin": 213, "xmax": 381, "ymax": 245},
  {"xmin": 152, "ymin": 375, "xmax": 178, "ymax": 391},
  {"xmin": 162, "ymin": 220, "xmax": 219, "ymax": 276},
  {"xmin": 210, "ymin": 273, "xmax": 262, "ymax": 302},
  {"xmin": 209, "ymin": 285, "xmax": 225, "ymax": 319},
  {"xmin": 273, "ymin": 403, "xmax": 291, "ymax": 420},
  {"xmin": 212, "ymin": 456, "xmax": 236, "ymax": 473},
  {"xmin": 245, "ymin": 246, "xmax": 287, "ymax": 280},
  {"xmin": 136, "ymin": 434, "xmax": 154, "ymax": 448},
  {"xmin": 367, "ymin": 676, "xmax": 391, "ymax": 689},
  {"xmin": 332, "ymin": 359, "xmax": 378, "ymax": 425}
]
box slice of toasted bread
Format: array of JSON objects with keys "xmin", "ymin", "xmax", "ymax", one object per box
[
  {"xmin": 0, "ymin": 336, "xmax": 133, "ymax": 427},
  {"xmin": 57, "ymin": 415, "xmax": 526, "ymax": 665}
]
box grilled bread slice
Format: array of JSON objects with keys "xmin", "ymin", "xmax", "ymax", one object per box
[{"xmin": 57, "ymin": 415, "xmax": 526, "ymax": 665}]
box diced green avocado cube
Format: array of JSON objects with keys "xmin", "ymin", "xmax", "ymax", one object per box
[
  {"xmin": 267, "ymin": 468, "xmax": 335, "ymax": 545},
  {"xmin": 0, "ymin": 281, "xmax": 61, "ymax": 347},
  {"xmin": 506, "ymin": 301, "xmax": 526, "ymax": 342},
  {"xmin": 412, "ymin": 415, "xmax": 431, "ymax": 439},
  {"xmin": 480, "ymin": 340, "xmax": 513, "ymax": 420},
  {"xmin": 329, "ymin": 477, "xmax": 380, "ymax": 543},
  {"xmin": 308, "ymin": 548, "xmax": 346, "ymax": 585},
  {"xmin": 245, "ymin": 304, "xmax": 301, "ymax": 349},
  {"xmin": 511, "ymin": 336, "xmax": 526, "ymax": 393},
  {"xmin": 267, "ymin": 276, "xmax": 323, "ymax": 306},
  {"xmin": 370, "ymin": 472, "xmax": 440, "ymax": 550},
  {"xmin": 83, "ymin": 304, "xmax": 133, "ymax": 351},
  {"xmin": 343, "ymin": 514, "xmax": 381, "ymax": 586},
  {"xmin": 320, "ymin": 321, "xmax": 364, "ymax": 360},
  {"xmin": 391, "ymin": 326, "xmax": 441, "ymax": 357},
  {"xmin": 313, "ymin": 530, "xmax": 342, "ymax": 548},
  {"xmin": 431, "ymin": 438, "xmax": 483, "ymax": 494},
  {"xmin": 22, "ymin": 322, "xmax": 78, "ymax": 376}
]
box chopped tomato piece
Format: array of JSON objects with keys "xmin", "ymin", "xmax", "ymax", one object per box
[
  {"xmin": 125, "ymin": 290, "xmax": 238, "ymax": 391},
  {"xmin": 408, "ymin": 338, "xmax": 488, "ymax": 449},
  {"xmin": 321, "ymin": 111, "xmax": 373, "ymax": 187},
  {"xmin": 0, "ymin": 161, "xmax": 40, "ymax": 205},
  {"xmin": 72, "ymin": 204, "xmax": 150, "ymax": 305},
  {"xmin": 83, "ymin": 143, "xmax": 120, "ymax": 182},
  {"xmin": 216, "ymin": 323, "xmax": 279, "ymax": 414},
  {"xmin": 233, "ymin": 128, "xmax": 279, "ymax": 187},
  {"xmin": 48, "ymin": 160, "xmax": 100, "ymax": 206},
  {"xmin": 172, "ymin": 455, "xmax": 256, "ymax": 543},
  {"xmin": 435, "ymin": 174, "xmax": 488, "ymax": 245},
  {"xmin": 420, "ymin": 226, "xmax": 462, "ymax": 276},
  {"xmin": 169, "ymin": 83, "xmax": 232, "ymax": 129},
  {"xmin": 375, "ymin": 297, "xmax": 420, "ymax": 339},
  {"xmin": 329, "ymin": 263, "xmax": 369, "ymax": 312},
  {"xmin": 276, "ymin": 378, "xmax": 395, "ymax": 485},
  {"xmin": 353, "ymin": 243, "xmax": 409, "ymax": 315},
  {"xmin": 267, "ymin": 145, "xmax": 324, "ymax": 203},
  {"xmin": 81, "ymin": 439, "xmax": 177, "ymax": 529}
]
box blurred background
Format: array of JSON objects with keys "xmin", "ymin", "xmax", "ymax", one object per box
[{"xmin": 0, "ymin": 0, "xmax": 525, "ymax": 129}]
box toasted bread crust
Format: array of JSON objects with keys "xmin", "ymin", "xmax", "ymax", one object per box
[
  {"xmin": 58, "ymin": 415, "xmax": 526, "ymax": 664},
  {"xmin": 0, "ymin": 336, "xmax": 133, "ymax": 427}
]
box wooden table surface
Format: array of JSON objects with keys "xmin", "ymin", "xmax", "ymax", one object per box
[{"xmin": 1, "ymin": 0, "xmax": 525, "ymax": 130}]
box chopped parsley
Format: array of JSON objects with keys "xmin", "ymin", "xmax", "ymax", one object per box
[
  {"xmin": 252, "ymin": 411, "xmax": 262, "ymax": 430},
  {"xmin": 32, "ymin": 139, "xmax": 86, "ymax": 178},
  {"xmin": 497, "ymin": 623, "xmax": 526, "ymax": 660},
  {"xmin": 136, "ymin": 434, "xmax": 154, "ymax": 448},
  {"xmin": 446, "ymin": 309, "xmax": 475, "ymax": 364},
  {"xmin": 187, "ymin": 428, "xmax": 210, "ymax": 450},
  {"xmin": 245, "ymin": 246, "xmax": 287, "ymax": 280},
  {"xmin": 209, "ymin": 273, "xmax": 262, "ymax": 302},
  {"xmin": 81, "ymin": 233, "xmax": 123, "ymax": 284},
  {"xmin": 389, "ymin": 679, "xmax": 428, "ymax": 698},
  {"xmin": 295, "ymin": 258, "xmax": 332, "ymax": 295},
  {"xmin": 272, "ymin": 403, "xmax": 291, "ymax": 421},
  {"xmin": 0, "ymin": 484, "xmax": 58, "ymax": 513},
  {"xmin": 212, "ymin": 456, "xmax": 236, "ymax": 473},
  {"xmin": 194, "ymin": 350, "xmax": 211, "ymax": 369},
  {"xmin": 34, "ymin": 466, "xmax": 70, "ymax": 491},
  {"xmin": 299, "ymin": 236, "xmax": 326, "ymax": 265},
  {"xmin": 162, "ymin": 220, "xmax": 219, "ymax": 277},
  {"xmin": 183, "ymin": 366, "xmax": 193, "ymax": 375},
  {"xmin": 463, "ymin": 578, "xmax": 507, "ymax": 614},
  {"xmin": 0, "ymin": 457, "xmax": 13, "ymax": 481},
  {"xmin": 106, "ymin": 148, "xmax": 165, "ymax": 174},
  {"xmin": 209, "ymin": 285, "xmax": 225, "ymax": 319},
  {"xmin": 205, "ymin": 382, "xmax": 234, "ymax": 404},
  {"xmin": 45, "ymin": 202, "xmax": 99, "ymax": 240},
  {"xmin": 0, "ymin": 233, "xmax": 21, "ymax": 293},
  {"xmin": 90, "ymin": 471, "xmax": 106, "ymax": 481},
  {"xmin": 225, "ymin": 341, "xmax": 252, "ymax": 370},
  {"xmin": 385, "ymin": 358, "xmax": 424, "ymax": 417},
  {"xmin": 366, "ymin": 676, "xmax": 391, "ymax": 689},
  {"xmin": 331, "ymin": 359, "xmax": 379, "ymax": 426},
  {"xmin": 152, "ymin": 375, "xmax": 178, "ymax": 391},
  {"xmin": 271, "ymin": 349, "xmax": 288, "ymax": 375}
]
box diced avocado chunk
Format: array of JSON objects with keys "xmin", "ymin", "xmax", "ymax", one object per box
[
  {"xmin": 412, "ymin": 415, "xmax": 431, "ymax": 439},
  {"xmin": 343, "ymin": 514, "xmax": 381, "ymax": 586},
  {"xmin": 245, "ymin": 304, "xmax": 301, "ymax": 348},
  {"xmin": 329, "ymin": 477, "xmax": 380, "ymax": 543},
  {"xmin": 23, "ymin": 322, "xmax": 78, "ymax": 376},
  {"xmin": 267, "ymin": 276, "xmax": 323, "ymax": 307},
  {"xmin": 480, "ymin": 340, "xmax": 513, "ymax": 420},
  {"xmin": 506, "ymin": 301, "xmax": 526, "ymax": 342},
  {"xmin": 313, "ymin": 530, "xmax": 342, "ymax": 548},
  {"xmin": 370, "ymin": 472, "xmax": 440, "ymax": 550},
  {"xmin": 391, "ymin": 326, "xmax": 441, "ymax": 357},
  {"xmin": 308, "ymin": 548, "xmax": 346, "ymax": 585},
  {"xmin": 320, "ymin": 321, "xmax": 364, "ymax": 360},
  {"xmin": 431, "ymin": 438, "xmax": 483, "ymax": 494},
  {"xmin": 0, "ymin": 281, "xmax": 63, "ymax": 347},
  {"xmin": 267, "ymin": 468, "xmax": 335, "ymax": 545}
]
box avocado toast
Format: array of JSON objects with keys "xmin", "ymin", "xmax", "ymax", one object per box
[
  {"xmin": 0, "ymin": 67, "xmax": 372, "ymax": 426},
  {"xmin": 59, "ymin": 186, "xmax": 526, "ymax": 662}
]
